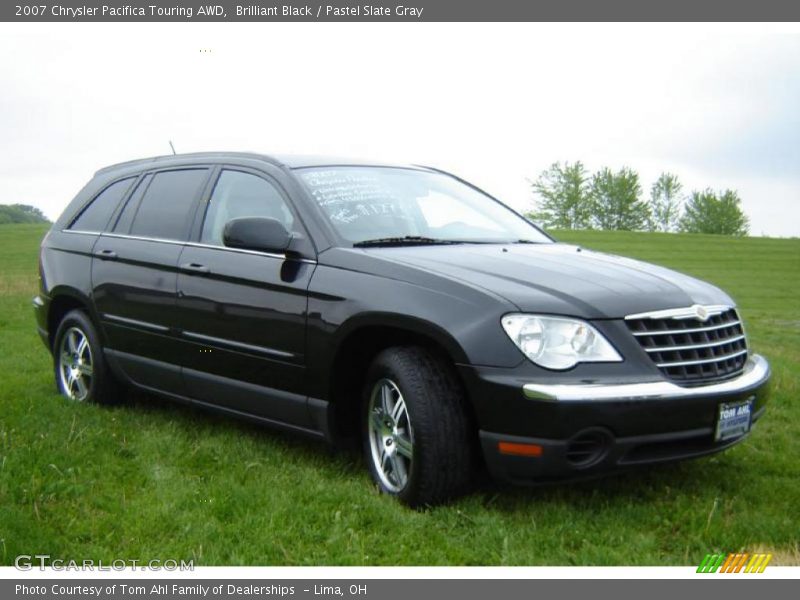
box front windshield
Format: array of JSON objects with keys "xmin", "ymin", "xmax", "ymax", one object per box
[{"xmin": 297, "ymin": 167, "xmax": 551, "ymax": 245}]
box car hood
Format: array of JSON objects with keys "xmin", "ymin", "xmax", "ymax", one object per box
[{"xmin": 352, "ymin": 243, "xmax": 734, "ymax": 319}]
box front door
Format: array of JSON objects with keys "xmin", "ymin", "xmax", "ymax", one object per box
[{"xmin": 175, "ymin": 167, "xmax": 315, "ymax": 429}]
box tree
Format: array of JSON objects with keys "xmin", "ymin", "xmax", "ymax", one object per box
[
  {"xmin": 648, "ymin": 173, "xmax": 683, "ymax": 232},
  {"xmin": 679, "ymin": 189, "xmax": 749, "ymax": 236},
  {"xmin": 0, "ymin": 204, "xmax": 50, "ymax": 224},
  {"xmin": 589, "ymin": 166, "xmax": 649, "ymax": 231},
  {"xmin": 528, "ymin": 161, "xmax": 592, "ymax": 229}
]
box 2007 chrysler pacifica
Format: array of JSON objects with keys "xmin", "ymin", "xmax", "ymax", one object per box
[{"xmin": 34, "ymin": 152, "xmax": 771, "ymax": 506}]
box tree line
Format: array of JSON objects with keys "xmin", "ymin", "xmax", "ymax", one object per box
[
  {"xmin": 527, "ymin": 162, "xmax": 750, "ymax": 236},
  {"xmin": 0, "ymin": 204, "xmax": 50, "ymax": 225}
]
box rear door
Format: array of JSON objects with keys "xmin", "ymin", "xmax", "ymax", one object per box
[
  {"xmin": 92, "ymin": 167, "xmax": 211, "ymax": 394},
  {"xmin": 43, "ymin": 176, "xmax": 139, "ymax": 321},
  {"xmin": 175, "ymin": 166, "xmax": 316, "ymax": 428}
]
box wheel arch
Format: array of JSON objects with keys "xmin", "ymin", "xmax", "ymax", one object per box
[
  {"xmin": 46, "ymin": 287, "xmax": 95, "ymax": 350},
  {"xmin": 326, "ymin": 313, "xmax": 475, "ymax": 442}
]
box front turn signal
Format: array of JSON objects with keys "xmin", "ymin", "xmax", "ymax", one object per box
[{"xmin": 498, "ymin": 441, "xmax": 543, "ymax": 457}]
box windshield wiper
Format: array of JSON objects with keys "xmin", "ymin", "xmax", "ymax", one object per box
[{"xmin": 353, "ymin": 236, "xmax": 466, "ymax": 248}]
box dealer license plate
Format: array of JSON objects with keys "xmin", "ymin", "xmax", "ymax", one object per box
[{"xmin": 715, "ymin": 399, "xmax": 753, "ymax": 441}]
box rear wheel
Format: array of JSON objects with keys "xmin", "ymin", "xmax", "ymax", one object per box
[
  {"xmin": 362, "ymin": 346, "xmax": 474, "ymax": 507},
  {"xmin": 53, "ymin": 309, "xmax": 124, "ymax": 405}
]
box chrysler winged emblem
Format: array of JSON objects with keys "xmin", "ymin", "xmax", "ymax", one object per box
[{"xmin": 693, "ymin": 304, "xmax": 710, "ymax": 322}]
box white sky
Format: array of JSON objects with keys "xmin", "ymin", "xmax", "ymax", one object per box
[{"xmin": 1, "ymin": 22, "xmax": 798, "ymax": 237}]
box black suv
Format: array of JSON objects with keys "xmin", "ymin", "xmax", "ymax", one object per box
[{"xmin": 35, "ymin": 152, "xmax": 771, "ymax": 506}]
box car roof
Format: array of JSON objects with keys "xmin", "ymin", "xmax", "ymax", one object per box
[{"xmin": 94, "ymin": 151, "xmax": 420, "ymax": 176}]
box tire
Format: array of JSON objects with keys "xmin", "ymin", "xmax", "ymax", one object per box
[
  {"xmin": 362, "ymin": 346, "xmax": 474, "ymax": 507},
  {"xmin": 53, "ymin": 309, "xmax": 125, "ymax": 405}
]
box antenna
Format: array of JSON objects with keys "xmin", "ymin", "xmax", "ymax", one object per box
[{"xmin": 168, "ymin": 140, "xmax": 177, "ymax": 155}]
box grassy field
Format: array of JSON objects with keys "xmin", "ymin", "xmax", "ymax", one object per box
[{"xmin": 0, "ymin": 223, "xmax": 798, "ymax": 566}]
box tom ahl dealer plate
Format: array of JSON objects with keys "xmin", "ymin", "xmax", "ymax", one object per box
[{"xmin": 716, "ymin": 398, "xmax": 754, "ymax": 442}]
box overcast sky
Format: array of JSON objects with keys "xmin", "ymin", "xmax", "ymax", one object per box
[{"xmin": 1, "ymin": 22, "xmax": 798, "ymax": 236}]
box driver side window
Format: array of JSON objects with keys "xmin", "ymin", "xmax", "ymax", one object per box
[{"xmin": 201, "ymin": 170, "xmax": 295, "ymax": 246}]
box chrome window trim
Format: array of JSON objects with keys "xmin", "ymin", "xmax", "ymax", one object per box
[
  {"xmin": 523, "ymin": 354, "xmax": 769, "ymax": 402},
  {"xmin": 61, "ymin": 229, "xmax": 316, "ymax": 264},
  {"xmin": 63, "ymin": 229, "xmax": 103, "ymax": 236},
  {"xmin": 100, "ymin": 232, "xmax": 185, "ymax": 246},
  {"xmin": 182, "ymin": 240, "xmax": 316, "ymax": 264}
]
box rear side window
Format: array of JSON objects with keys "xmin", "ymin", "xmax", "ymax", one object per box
[
  {"xmin": 126, "ymin": 169, "xmax": 208, "ymax": 241},
  {"xmin": 114, "ymin": 173, "xmax": 152, "ymax": 233},
  {"xmin": 69, "ymin": 177, "xmax": 135, "ymax": 232}
]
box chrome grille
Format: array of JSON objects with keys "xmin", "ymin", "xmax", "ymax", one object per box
[{"xmin": 625, "ymin": 306, "xmax": 748, "ymax": 385}]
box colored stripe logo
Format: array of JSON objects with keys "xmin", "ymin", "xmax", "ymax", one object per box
[{"xmin": 697, "ymin": 552, "xmax": 772, "ymax": 573}]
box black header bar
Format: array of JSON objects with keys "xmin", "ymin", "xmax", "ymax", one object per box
[{"xmin": 5, "ymin": 0, "xmax": 800, "ymax": 22}]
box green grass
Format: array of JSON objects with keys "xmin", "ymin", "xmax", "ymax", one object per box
[{"xmin": 1, "ymin": 223, "xmax": 798, "ymax": 566}]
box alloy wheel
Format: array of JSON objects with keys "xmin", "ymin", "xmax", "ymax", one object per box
[
  {"xmin": 58, "ymin": 326, "xmax": 93, "ymax": 401},
  {"xmin": 367, "ymin": 378, "xmax": 414, "ymax": 492}
]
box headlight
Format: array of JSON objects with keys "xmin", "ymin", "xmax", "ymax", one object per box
[{"xmin": 501, "ymin": 314, "xmax": 623, "ymax": 370}]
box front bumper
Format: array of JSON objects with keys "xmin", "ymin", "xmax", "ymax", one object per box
[{"xmin": 465, "ymin": 355, "xmax": 771, "ymax": 484}]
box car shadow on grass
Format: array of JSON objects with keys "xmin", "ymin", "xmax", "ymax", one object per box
[
  {"xmin": 124, "ymin": 388, "xmax": 365, "ymax": 475},
  {"xmin": 472, "ymin": 457, "xmax": 742, "ymax": 514},
  {"xmin": 121, "ymin": 387, "xmax": 748, "ymax": 512}
]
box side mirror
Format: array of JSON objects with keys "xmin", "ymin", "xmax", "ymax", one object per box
[{"xmin": 223, "ymin": 217, "xmax": 292, "ymax": 254}]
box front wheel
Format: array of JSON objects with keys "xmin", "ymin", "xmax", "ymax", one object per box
[{"xmin": 362, "ymin": 346, "xmax": 474, "ymax": 507}]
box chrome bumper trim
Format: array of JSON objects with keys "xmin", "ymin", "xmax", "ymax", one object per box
[{"xmin": 523, "ymin": 354, "xmax": 770, "ymax": 402}]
